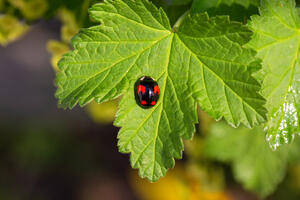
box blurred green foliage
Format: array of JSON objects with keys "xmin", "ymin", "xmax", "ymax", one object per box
[
  {"xmin": 0, "ymin": 14, "xmax": 28, "ymax": 45},
  {"xmin": 8, "ymin": 0, "xmax": 48, "ymax": 20},
  {"xmin": 205, "ymin": 122, "xmax": 300, "ymax": 197},
  {"xmin": 192, "ymin": 0, "xmax": 259, "ymax": 22},
  {"xmin": 151, "ymin": 0, "xmax": 191, "ymax": 25},
  {"xmin": 0, "ymin": 0, "xmax": 4, "ymax": 10}
]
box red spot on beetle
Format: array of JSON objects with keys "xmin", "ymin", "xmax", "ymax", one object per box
[
  {"xmin": 137, "ymin": 85, "xmax": 146, "ymax": 94},
  {"xmin": 141, "ymin": 100, "xmax": 147, "ymax": 105},
  {"xmin": 151, "ymin": 101, "xmax": 156, "ymax": 105},
  {"xmin": 154, "ymin": 85, "xmax": 159, "ymax": 95}
]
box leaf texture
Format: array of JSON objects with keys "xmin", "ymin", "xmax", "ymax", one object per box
[
  {"xmin": 247, "ymin": 0, "xmax": 300, "ymax": 149},
  {"xmin": 56, "ymin": 0, "xmax": 266, "ymax": 181}
]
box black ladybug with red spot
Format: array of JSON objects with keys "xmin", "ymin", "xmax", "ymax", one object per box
[{"xmin": 134, "ymin": 76, "xmax": 160, "ymax": 109}]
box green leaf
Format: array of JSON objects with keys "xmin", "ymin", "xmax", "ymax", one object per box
[
  {"xmin": 56, "ymin": 0, "xmax": 266, "ymax": 181},
  {"xmin": 247, "ymin": 0, "xmax": 300, "ymax": 150},
  {"xmin": 192, "ymin": 0, "xmax": 259, "ymax": 22},
  {"xmin": 205, "ymin": 122, "xmax": 289, "ymax": 197}
]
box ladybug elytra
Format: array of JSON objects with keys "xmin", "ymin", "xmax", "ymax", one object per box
[{"xmin": 134, "ymin": 76, "xmax": 160, "ymax": 108}]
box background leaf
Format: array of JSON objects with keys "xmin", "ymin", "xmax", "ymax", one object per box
[
  {"xmin": 7, "ymin": 0, "xmax": 48, "ymax": 20},
  {"xmin": 247, "ymin": 0, "xmax": 300, "ymax": 149},
  {"xmin": 205, "ymin": 122, "xmax": 291, "ymax": 197},
  {"xmin": 192, "ymin": 0, "xmax": 259, "ymax": 22},
  {"xmin": 151, "ymin": 0, "xmax": 192, "ymax": 26},
  {"xmin": 0, "ymin": 15, "xmax": 28, "ymax": 45}
]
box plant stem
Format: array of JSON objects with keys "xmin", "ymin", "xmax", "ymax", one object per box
[{"xmin": 172, "ymin": 10, "xmax": 190, "ymax": 32}]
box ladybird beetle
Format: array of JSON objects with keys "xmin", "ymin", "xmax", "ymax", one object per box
[{"xmin": 134, "ymin": 76, "xmax": 160, "ymax": 108}]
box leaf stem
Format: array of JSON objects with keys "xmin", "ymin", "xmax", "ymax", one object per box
[{"xmin": 172, "ymin": 10, "xmax": 190, "ymax": 32}]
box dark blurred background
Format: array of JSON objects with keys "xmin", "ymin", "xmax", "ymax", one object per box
[{"xmin": 0, "ymin": 20, "xmax": 138, "ymax": 200}]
